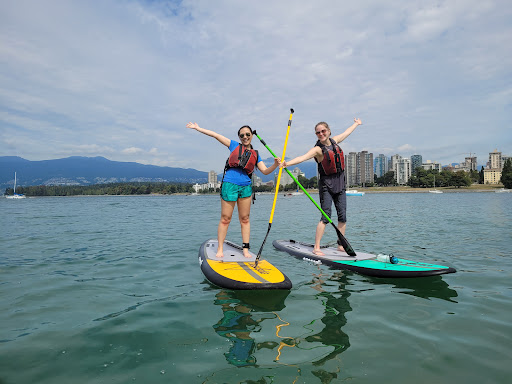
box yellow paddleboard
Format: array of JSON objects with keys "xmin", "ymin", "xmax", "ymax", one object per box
[{"xmin": 199, "ymin": 239, "xmax": 292, "ymax": 290}]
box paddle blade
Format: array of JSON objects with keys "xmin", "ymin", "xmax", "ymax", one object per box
[{"xmin": 332, "ymin": 223, "xmax": 356, "ymax": 256}]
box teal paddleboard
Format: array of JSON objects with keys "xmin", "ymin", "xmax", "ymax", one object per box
[{"xmin": 273, "ymin": 239, "xmax": 456, "ymax": 278}]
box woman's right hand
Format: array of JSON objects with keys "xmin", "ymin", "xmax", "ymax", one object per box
[
  {"xmin": 279, "ymin": 160, "xmax": 287, "ymax": 168},
  {"xmin": 186, "ymin": 122, "xmax": 200, "ymax": 130}
]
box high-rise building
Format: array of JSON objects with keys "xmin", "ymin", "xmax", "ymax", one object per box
[
  {"xmin": 357, "ymin": 151, "xmax": 374, "ymax": 186},
  {"xmin": 488, "ymin": 149, "xmax": 502, "ymax": 170},
  {"xmin": 208, "ymin": 170, "xmax": 217, "ymax": 184},
  {"xmin": 345, "ymin": 152, "xmax": 358, "ymax": 187},
  {"xmin": 345, "ymin": 151, "xmax": 373, "ymax": 186},
  {"xmin": 374, "ymin": 154, "xmax": 388, "ymax": 178},
  {"xmin": 410, "ymin": 155, "xmax": 423, "ymax": 174},
  {"xmin": 208, "ymin": 170, "xmax": 219, "ymax": 189},
  {"xmin": 389, "ymin": 154, "xmax": 401, "ymax": 176},
  {"xmin": 394, "ymin": 158, "xmax": 411, "ymax": 185},
  {"xmin": 460, "ymin": 156, "xmax": 477, "ymax": 172}
]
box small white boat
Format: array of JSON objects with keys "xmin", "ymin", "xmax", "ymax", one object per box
[
  {"xmin": 429, "ymin": 176, "xmax": 443, "ymax": 194},
  {"xmin": 495, "ymin": 188, "xmax": 511, "ymax": 193},
  {"xmin": 346, "ymin": 189, "xmax": 364, "ymax": 196},
  {"xmin": 5, "ymin": 172, "xmax": 26, "ymax": 199}
]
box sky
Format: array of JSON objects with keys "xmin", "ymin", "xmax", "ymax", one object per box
[{"xmin": 1, "ymin": 0, "xmax": 511, "ymax": 172}]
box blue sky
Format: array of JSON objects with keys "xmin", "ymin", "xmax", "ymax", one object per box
[{"xmin": 1, "ymin": 0, "xmax": 511, "ymax": 172}]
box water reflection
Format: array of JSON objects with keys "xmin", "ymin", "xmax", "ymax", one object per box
[
  {"xmin": 212, "ymin": 290, "xmax": 290, "ymax": 367},
  {"xmin": 362, "ymin": 275, "xmax": 459, "ymax": 302},
  {"xmin": 304, "ymin": 270, "xmax": 351, "ymax": 366},
  {"xmin": 211, "ymin": 270, "xmax": 353, "ymax": 375}
]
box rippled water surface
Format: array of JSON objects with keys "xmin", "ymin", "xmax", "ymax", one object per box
[{"xmin": 1, "ymin": 192, "xmax": 511, "ymax": 383}]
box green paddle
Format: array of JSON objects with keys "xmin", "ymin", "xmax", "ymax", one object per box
[{"xmin": 253, "ymin": 132, "xmax": 357, "ymax": 256}]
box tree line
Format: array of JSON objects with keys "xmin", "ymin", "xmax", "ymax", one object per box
[
  {"xmin": 375, "ymin": 168, "xmax": 480, "ymax": 188},
  {"xmin": 502, "ymin": 159, "xmax": 512, "ymax": 189},
  {"xmin": 4, "ymin": 182, "xmax": 194, "ymax": 196}
]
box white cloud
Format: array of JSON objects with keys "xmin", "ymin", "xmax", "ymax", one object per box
[{"xmin": 0, "ymin": 0, "xmax": 510, "ymax": 170}]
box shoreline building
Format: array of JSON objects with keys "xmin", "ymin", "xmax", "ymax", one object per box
[
  {"xmin": 358, "ymin": 151, "xmax": 374, "ymax": 187},
  {"xmin": 464, "ymin": 156, "xmax": 477, "ymax": 172},
  {"xmin": 410, "ymin": 155, "xmax": 423, "ymax": 174},
  {"xmin": 422, "ymin": 160, "xmax": 442, "ymax": 172},
  {"xmin": 389, "ymin": 154, "xmax": 401, "ymax": 176},
  {"xmin": 484, "ymin": 149, "xmax": 503, "ymax": 184},
  {"xmin": 194, "ymin": 170, "xmax": 221, "ymax": 192},
  {"xmin": 374, "ymin": 154, "xmax": 388, "ymax": 178},
  {"xmin": 208, "ymin": 170, "xmax": 218, "ymax": 189},
  {"xmin": 394, "ymin": 158, "xmax": 411, "ymax": 185},
  {"xmin": 345, "ymin": 152, "xmax": 357, "ymax": 187},
  {"xmin": 345, "ymin": 151, "xmax": 374, "ymax": 187},
  {"xmin": 278, "ymin": 167, "xmax": 305, "ymax": 186},
  {"xmin": 488, "ymin": 149, "xmax": 502, "ymax": 170}
]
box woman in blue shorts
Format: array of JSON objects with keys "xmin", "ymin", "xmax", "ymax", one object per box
[
  {"xmin": 186, "ymin": 122, "xmax": 280, "ymax": 258},
  {"xmin": 280, "ymin": 118, "xmax": 362, "ymax": 256}
]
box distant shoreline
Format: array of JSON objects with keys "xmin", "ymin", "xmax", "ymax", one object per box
[
  {"xmin": 4, "ymin": 185, "xmax": 507, "ymax": 198},
  {"xmin": 284, "ymin": 185, "xmax": 506, "ymax": 194}
]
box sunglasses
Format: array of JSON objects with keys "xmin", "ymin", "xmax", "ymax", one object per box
[
  {"xmin": 239, "ymin": 133, "xmax": 252, "ymax": 138},
  {"xmin": 315, "ymin": 129, "xmax": 328, "ymax": 135}
]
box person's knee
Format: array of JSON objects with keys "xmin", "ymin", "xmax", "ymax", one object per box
[
  {"xmin": 239, "ymin": 214, "xmax": 250, "ymax": 225},
  {"xmin": 220, "ymin": 214, "xmax": 232, "ymax": 225}
]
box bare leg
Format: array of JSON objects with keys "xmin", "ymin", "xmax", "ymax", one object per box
[
  {"xmin": 337, "ymin": 222, "xmax": 347, "ymax": 252},
  {"xmin": 217, "ymin": 199, "xmax": 236, "ymax": 257},
  {"xmin": 237, "ymin": 196, "xmax": 252, "ymax": 257},
  {"xmin": 313, "ymin": 221, "xmax": 327, "ymax": 256}
]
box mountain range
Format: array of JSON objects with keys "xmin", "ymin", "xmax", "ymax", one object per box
[
  {"xmin": 1, "ymin": 156, "xmax": 319, "ymax": 190},
  {"xmin": 0, "ymin": 156, "xmax": 209, "ymax": 190}
]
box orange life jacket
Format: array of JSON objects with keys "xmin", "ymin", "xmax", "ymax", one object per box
[
  {"xmin": 315, "ymin": 138, "xmax": 344, "ymax": 176},
  {"xmin": 226, "ymin": 144, "xmax": 258, "ymax": 176}
]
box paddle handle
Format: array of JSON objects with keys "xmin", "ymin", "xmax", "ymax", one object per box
[{"xmin": 268, "ymin": 108, "xmax": 294, "ymax": 224}]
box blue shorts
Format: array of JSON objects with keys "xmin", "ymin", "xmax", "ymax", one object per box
[
  {"xmin": 319, "ymin": 184, "xmax": 346, "ymax": 224},
  {"xmin": 221, "ymin": 182, "xmax": 253, "ymax": 202}
]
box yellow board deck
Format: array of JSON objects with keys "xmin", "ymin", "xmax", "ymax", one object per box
[{"xmin": 199, "ymin": 239, "xmax": 292, "ymax": 290}]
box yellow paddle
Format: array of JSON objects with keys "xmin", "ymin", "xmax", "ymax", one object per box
[{"xmin": 254, "ymin": 108, "xmax": 294, "ymax": 267}]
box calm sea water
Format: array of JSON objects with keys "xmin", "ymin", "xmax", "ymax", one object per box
[{"xmin": 1, "ymin": 192, "xmax": 511, "ymax": 384}]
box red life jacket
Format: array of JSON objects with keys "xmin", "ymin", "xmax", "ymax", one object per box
[
  {"xmin": 315, "ymin": 138, "xmax": 344, "ymax": 176},
  {"xmin": 226, "ymin": 144, "xmax": 258, "ymax": 176}
]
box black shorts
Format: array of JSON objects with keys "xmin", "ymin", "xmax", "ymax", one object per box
[{"xmin": 319, "ymin": 183, "xmax": 346, "ymax": 224}]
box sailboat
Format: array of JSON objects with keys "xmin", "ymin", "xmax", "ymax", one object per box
[
  {"xmin": 5, "ymin": 172, "xmax": 26, "ymax": 199},
  {"xmin": 429, "ymin": 175, "xmax": 443, "ymax": 194}
]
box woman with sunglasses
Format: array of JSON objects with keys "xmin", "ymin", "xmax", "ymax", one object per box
[
  {"xmin": 280, "ymin": 118, "xmax": 362, "ymax": 256},
  {"xmin": 186, "ymin": 122, "xmax": 280, "ymax": 258}
]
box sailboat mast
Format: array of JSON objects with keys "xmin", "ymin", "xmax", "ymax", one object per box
[{"xmin": 14, "ymin": 172, "xmax": 16, "ymax": 194}]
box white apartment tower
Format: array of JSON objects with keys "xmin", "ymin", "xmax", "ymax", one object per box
[
  {"xmin": 345, "ymin": 152, "xmax": 358, "ymax": 187},
  {"xmin": 488, "ymin": 149, "xmax": 502, "ymax": 170},
  {"xmin": 394, "ymin": 158, "xmax": 411, "ymax": 185}
]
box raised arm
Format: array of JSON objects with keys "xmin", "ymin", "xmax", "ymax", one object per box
[
  {"xmin": 186, "ymin": 122, "xmax": 231, "ymax": 147},
  {"xmin": 280, "ymin": 146, "xmax": 322, "ymax": 168},
  {"xmin": 331, "ymin": 118, "xmax": 362, "ymax": 144}
]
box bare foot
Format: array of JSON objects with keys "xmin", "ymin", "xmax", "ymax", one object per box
[
  {"xmin": 216, "ymin": 249, "xmax": 224, "ymax": 258},
  {"xmin": 337, "ymin": 246, "xmax": 346, "ymax": 253},
  {"xmin": 312, "ymin": 249, "xmax": 325, "ymax": 256},
  {"xmin": 243, "ymin": 249, "xmax": 251, "ymax": 258}
]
